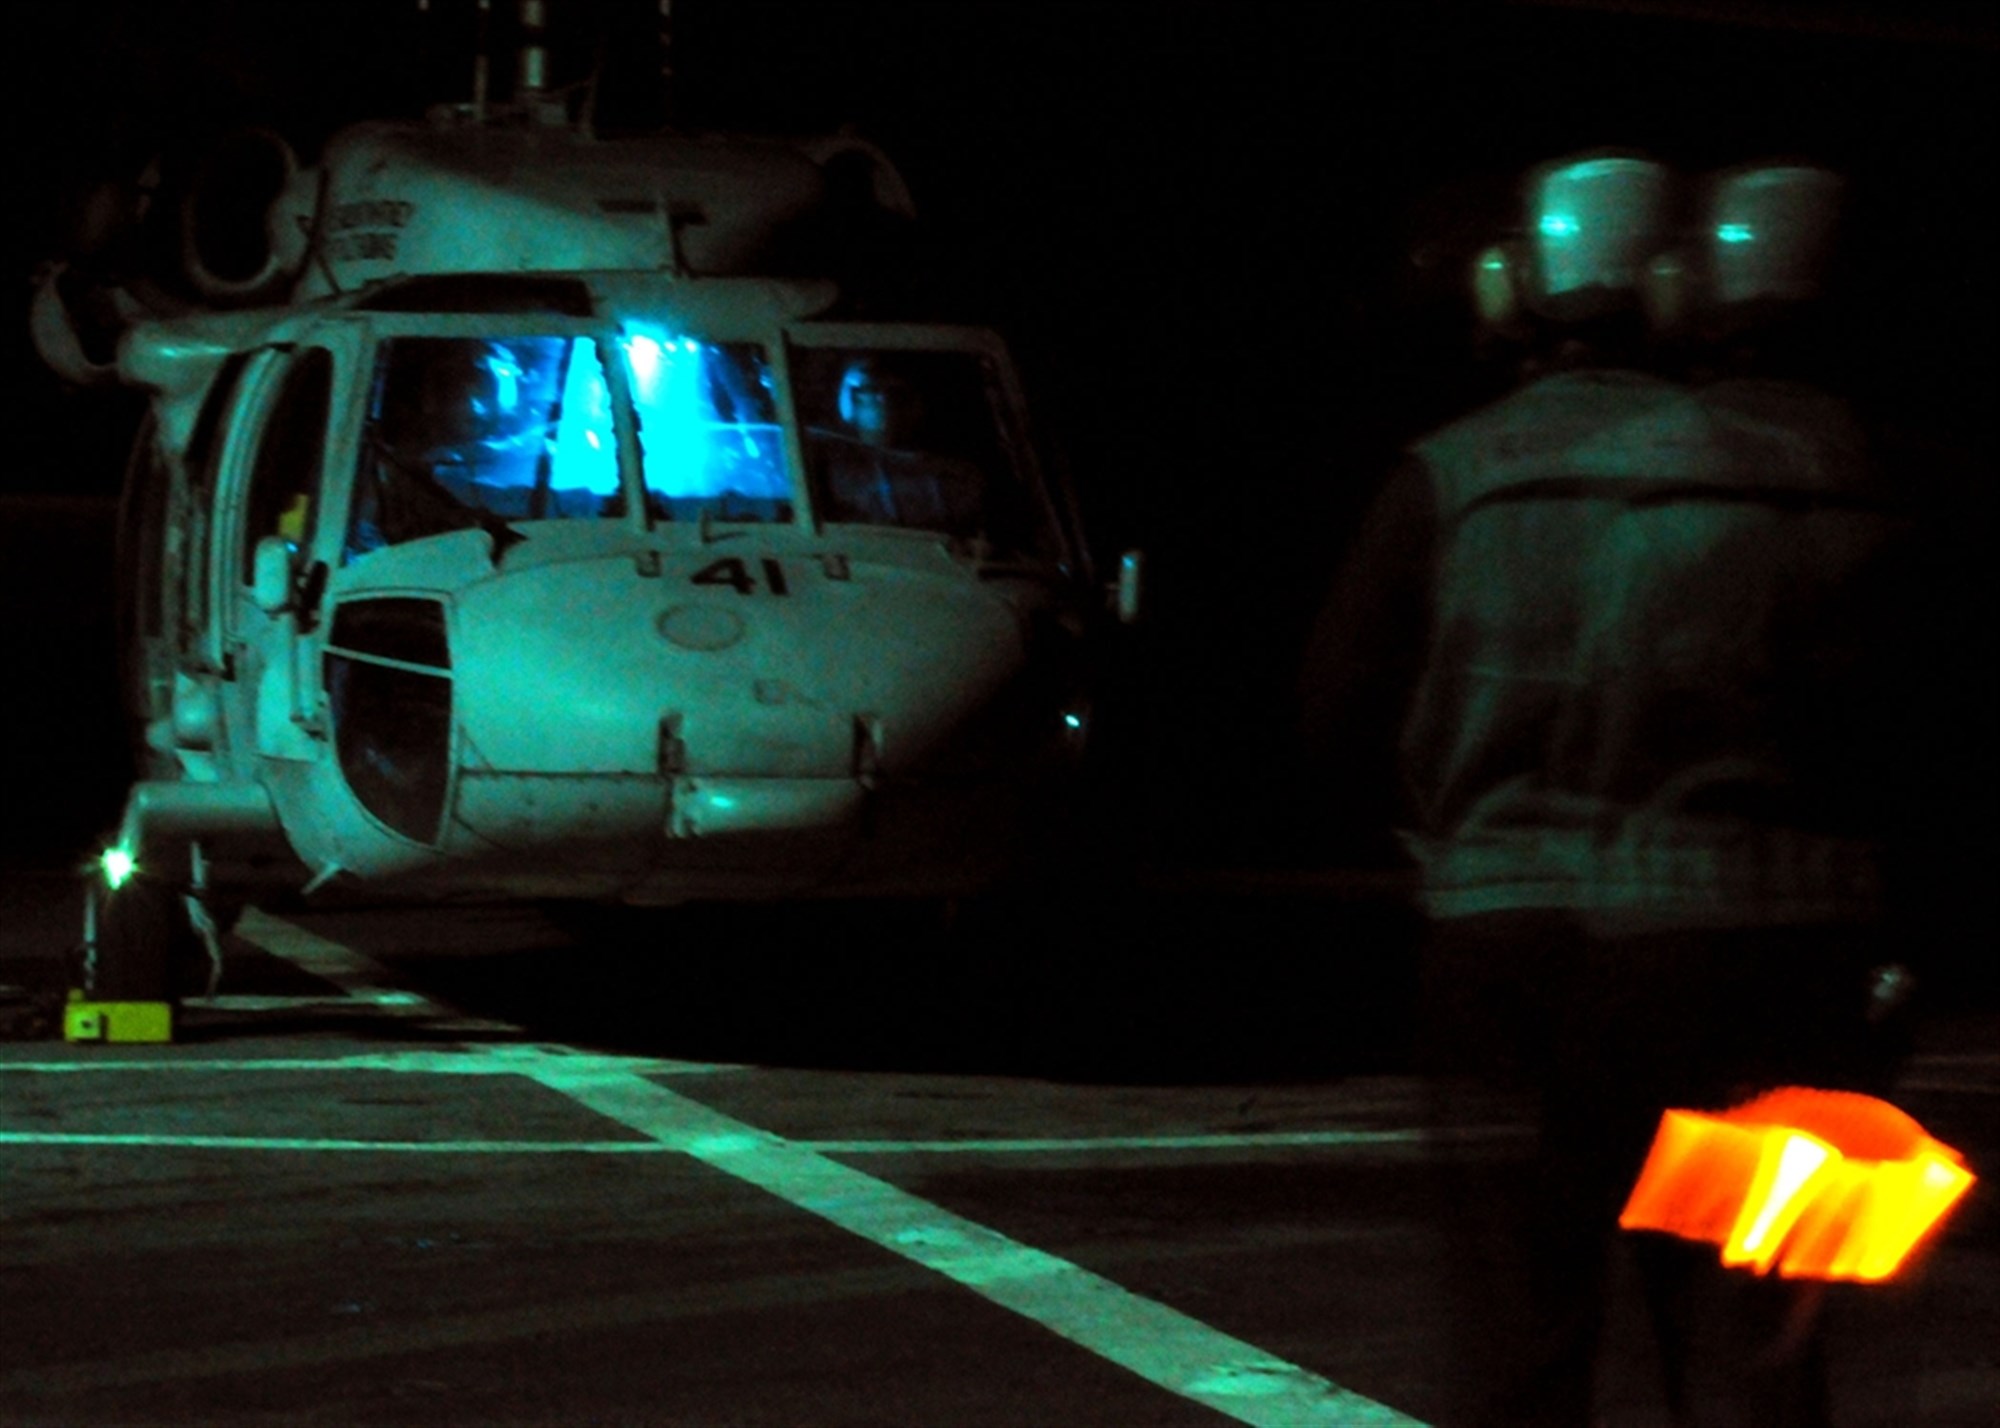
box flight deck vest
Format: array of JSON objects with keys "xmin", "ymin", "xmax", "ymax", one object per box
[{"xmin": 1402, "ymin": 370, "xmax": 1912, "ymax": 926}]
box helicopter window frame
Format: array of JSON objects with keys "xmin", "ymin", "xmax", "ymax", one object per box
[
  {"xmin": 115, "ymin": 416, "xmax": 174, "ymax": 731},
  {"xmin": 240, "ymin": 346, "xmax": 335, "ymax": 585},
  {"xmin": 209, "ymin": 346, "xmax": 302, "ymax": 651},
  {"xmin": 178, "ymin": 350, "xmax": 255, "ymax": 666},
  {"xmin": 781, "ymin": 321, "xmax": 1078, "ymax": 572}
]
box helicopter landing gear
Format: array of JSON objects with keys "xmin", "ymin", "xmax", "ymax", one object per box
[{"xmin": 68, "ymin": 873, "xmax": 202, "ymax": 1043}]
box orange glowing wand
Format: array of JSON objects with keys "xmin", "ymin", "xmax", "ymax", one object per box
[{"xmin": 1619, "ymin": 1087, "xmax": 1975, "ymax": 1281}]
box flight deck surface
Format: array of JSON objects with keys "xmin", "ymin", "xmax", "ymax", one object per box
[{"xmin": 2, "ymin": 874, "xmax": 1993, "ymax": 1428}]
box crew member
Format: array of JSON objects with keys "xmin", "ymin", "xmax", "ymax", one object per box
[
  {"xmin": 811, "ymin": 356, "xmax": 984, "ymax": 536},
  {"xmin": 1300, "ymin": 153, "xmax": 1930, "ymax": 1428}
]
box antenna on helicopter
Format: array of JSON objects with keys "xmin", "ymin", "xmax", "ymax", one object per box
[
  {"xmin": 659, "ymin": 0, "xmax": 675, "ymax": 123},
  {"xmin": 472, "ymin": 0, "xmax": 494, "ymax": 117},
  {"xmin": 518, "ymin": 0, "xmax": 550, "ymax": 97}
]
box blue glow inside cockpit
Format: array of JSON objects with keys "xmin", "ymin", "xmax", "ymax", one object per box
[
  {"xmin": 1717, "ymin": 222, "xmax": 1755, "ymax": 244},
  {"xmin": 619, "ymin": 326, "xmax": 791, "ymax": 522},
  {"xmin": 426, "ymin": 336, "xmax": 618, "ymax": 514},
  {"xmin": 626, "ymin": 333, "xmax": 664, "ymax": 391}
]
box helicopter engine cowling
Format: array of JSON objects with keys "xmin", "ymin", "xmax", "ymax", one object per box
[{"xmin": 178, "ymin": 128, "xmax": 311, "ymax": 307}]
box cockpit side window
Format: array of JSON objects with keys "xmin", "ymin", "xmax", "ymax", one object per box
[
  {"xmin": 242, "ymin": 348, "xmax": 332, "ymax": 582},
  {"xmin": 797, "ymin": 347, "xmax": 1055, "ymax": 559},
  {"xmin": 344, "ymin": 335, "xmax": 618, "ymax": 561}
]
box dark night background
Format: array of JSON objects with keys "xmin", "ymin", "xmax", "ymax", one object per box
[{"xmin": 6, "ymin": 0, "xmax": 1996, "ymax": 874}]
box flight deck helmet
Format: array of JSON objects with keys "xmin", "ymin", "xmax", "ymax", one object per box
[
  {"xmin": 1705, "ymin": 162, "xmax": 1844, "ymax": 313},
  {"xmin": 1472, "ymin": 152, "xmax": 1674, "ymax": 330},
  {"xmin": 837, "ymin": 356, "xmax": 922, "ymax": 446},
  {"xmin": 1639, "ymin": 161, "xmax": 1845, "ymax": 350}
]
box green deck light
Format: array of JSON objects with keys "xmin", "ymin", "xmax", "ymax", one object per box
[{"xmin": 101, "ymin": 848, "xmax": 137, "ymax": 891}]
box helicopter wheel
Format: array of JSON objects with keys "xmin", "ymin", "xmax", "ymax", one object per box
[{"xmin": 85, "ymin": 875, "xmax": 202, "ymax": 1002}]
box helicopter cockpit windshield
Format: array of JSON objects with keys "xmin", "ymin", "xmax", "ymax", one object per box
[
  {"xmin": 346, "ymin": 335, "xmax": 622, "ymax": 559},
  {"xmin": 341, "ymin": 329, "xmax": 1060, "ymax": 564},
  {"xmin": 798, "ymin": 346, "xmax": 1057, "ymax": 561},
  {"xmin": 624, "ymin": 335, "xmax": 792, "ymax": 523},
  {"xmin": 344, "ymin": 332, "xmax": 797, "ymax": 562}
]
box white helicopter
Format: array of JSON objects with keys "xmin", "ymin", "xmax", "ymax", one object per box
[{"xmin": 32, "ymin": 7, "xmax": 1141, "ymax": 1023}]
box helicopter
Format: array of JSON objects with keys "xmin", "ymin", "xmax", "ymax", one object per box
[{"xmin": 31, "ymin": 5, "xmax": 1143, "ymax": 1021}]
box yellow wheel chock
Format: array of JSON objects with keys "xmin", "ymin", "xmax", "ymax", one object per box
[{"xmin": 63, "ymin": 991, "xmax": 175, "ymax": 1044}]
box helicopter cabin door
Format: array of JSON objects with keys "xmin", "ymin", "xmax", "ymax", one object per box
[{"xmin": 211, "ymin": 344, "xmax": 339, "ymax": 772}]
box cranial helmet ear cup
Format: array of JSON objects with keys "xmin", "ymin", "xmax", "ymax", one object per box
[
  {"xmin": 1471, "ymin": 243, "xmax": 1526, "ymax": 329},
  {"xmin": 1523, "ymin": 153, "xmax": 1671, "ymax": 321}
]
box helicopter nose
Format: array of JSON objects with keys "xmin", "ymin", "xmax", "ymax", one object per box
[
  {"xmin": 449, "ymin": 559, "xmax": 855, "ymax": 779},
  {"xmin": 441, "ymin": 556, "xmax": 859, "ymax": 860},
  {"xmin": 453, "ymin": 575, "xmax": 667, "ymax": 779}
]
